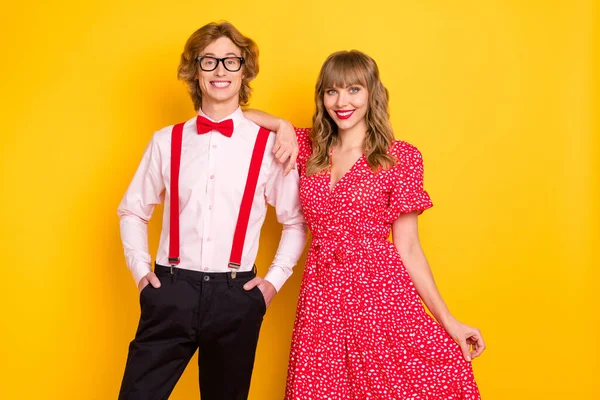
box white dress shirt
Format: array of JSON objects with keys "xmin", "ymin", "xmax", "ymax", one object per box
[{"xmin": 117, "ymin": 107, "xmax": 307, "ymax": 292}]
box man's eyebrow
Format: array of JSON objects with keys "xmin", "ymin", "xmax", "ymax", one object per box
[{"xmin": 200, "ymin": 52, "xmax": 240, "ymax": 56}]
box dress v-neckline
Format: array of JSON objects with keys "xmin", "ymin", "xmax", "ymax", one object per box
[{"xmin": 328, "ymin": 151, "xmax": 364, "ymax": 193}]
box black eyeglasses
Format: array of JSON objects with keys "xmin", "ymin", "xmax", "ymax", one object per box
[{"xmin": 196, "ymin": 56, "xmax": 245, "ymax": 72}]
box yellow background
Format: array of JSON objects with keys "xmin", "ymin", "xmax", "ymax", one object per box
[{"xmin": 1, "ymin": 0, "xmax": 598, "ymax": 398}]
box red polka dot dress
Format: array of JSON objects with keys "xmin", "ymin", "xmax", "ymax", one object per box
[{"xmin": 285, "ymin": 128, "xmax": 480, "ymax": 400}]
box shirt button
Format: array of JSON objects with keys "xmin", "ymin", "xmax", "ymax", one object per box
[
  {"xmin": 210, "ymin": 175, "xmax": 215, "ymax": 179},
  {"xmin": 207, "ymin": 237, "xmax": 212, "ymax": 241},
  {"xmin": 212, "ymin": 145, "xmax": 217, "ymax": 149},
  {"xmin": 208, "ymin": 205, "xmax": 213, "ymax": 210}
]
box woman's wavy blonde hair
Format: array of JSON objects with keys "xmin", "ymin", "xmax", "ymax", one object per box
[
  {"xmin": 306, "ymin": 50, "xmax": 396, "ymax": 176},
  {"xmin": 177, "ymin": 22, "xmax": 259, "ymax": 111}
]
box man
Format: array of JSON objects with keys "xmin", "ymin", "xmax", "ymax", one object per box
[{"xmin": 117, "ymin": 21, "xmax": 306, "ymax": 399}]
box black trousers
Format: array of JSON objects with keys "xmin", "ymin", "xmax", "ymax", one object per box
[{"xmin": 119, "ymin": 264, "xmax": 266, "ymax": 400}]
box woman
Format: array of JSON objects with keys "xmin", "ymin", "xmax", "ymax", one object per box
[{"xmin": 247, "ymin": 50, "xmax": 484, "ymax": 399}]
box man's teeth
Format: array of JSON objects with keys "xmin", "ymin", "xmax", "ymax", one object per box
[{"xmin": 211, "ymin": 81, "xmax": 230, "ymax": 88}]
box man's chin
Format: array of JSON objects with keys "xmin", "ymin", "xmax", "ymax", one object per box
[{"xmin": 204, "ymin": 92, "xmax": 238, "ymax": 104}]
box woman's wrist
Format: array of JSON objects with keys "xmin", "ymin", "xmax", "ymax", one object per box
[
  {"xmin": 277, "ymin": 118, "xmax": 293, "ymax": 131},
  {"xmin": 438, "ymin": 313, "xmax": 456, "ymax": 330}
]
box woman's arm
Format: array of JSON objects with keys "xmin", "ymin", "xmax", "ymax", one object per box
[
  {"xmin": 244, "ymin": 109, "xmax": 298, "ymax": 175},
  {"xmin": 392, "ymin": 212, "xmax": 486, "ymax": 361}
]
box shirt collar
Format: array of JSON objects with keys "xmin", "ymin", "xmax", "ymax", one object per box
[{"xmin": 198, "ymin": 106, "xmax": 243, "ymax": 125}]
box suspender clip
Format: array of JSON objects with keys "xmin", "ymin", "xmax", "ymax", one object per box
[
  {"xmin": 168, "ymin": 258, "xmax": 179, "ymax": 275},
  {"xmin": 228, "ymin": 262, "xmax": 241, "ymax": 280}
]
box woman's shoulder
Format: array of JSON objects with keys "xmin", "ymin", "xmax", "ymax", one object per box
[
  {"xmin": 295, "ymin": 127, "xmax": 311, "ymax": 144},
  {"xmin": 389, "ymin": 139, "xmax": 421, "ymax": 157},
  {"xmin": 295, "ymin": 127, "xmax": 313, "ymax": 161},
  {"xmin": 388, "ymin": 139, "xmax": 424, "ymax": 168}
]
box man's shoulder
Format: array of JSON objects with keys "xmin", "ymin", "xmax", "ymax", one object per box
[
  {"xmin": 238, "ymin": 114, "xmax": 274, "ymax": 135},
  {"xmin": 237, "ymin": 115, "xmax": 277, "ymax": 148}
]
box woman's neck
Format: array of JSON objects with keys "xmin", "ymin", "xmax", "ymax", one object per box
[{"xmin": 336, "ymin": 124, "xmax": 367, "ymax": 152}]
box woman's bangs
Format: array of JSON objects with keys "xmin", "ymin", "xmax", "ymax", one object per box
[{"xmin": 322, "ymin": 54, "xmax": 368, "ymax": 90}]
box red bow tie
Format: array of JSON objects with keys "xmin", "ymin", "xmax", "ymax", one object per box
[{"xmin": 196, "ymin": 115, "xmax": 234, "ymax": 137}]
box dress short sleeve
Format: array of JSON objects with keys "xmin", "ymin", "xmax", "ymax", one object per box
[{"xmin": 386, "ymin": 141, "xmax": 433, "ymax": 222}]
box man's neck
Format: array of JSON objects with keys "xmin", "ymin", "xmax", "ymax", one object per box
[{"xmin": 200, "ymin": 99, "xmax": 240, "ymax": 121}]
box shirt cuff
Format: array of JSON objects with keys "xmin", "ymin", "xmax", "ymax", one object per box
[
  {"xmin": 264, "ymin": 265, "xmax": 291, "ymax": 293},
  {"xmin": 131, "ymin": 261, "xmax": 152, "ymax": 286}
]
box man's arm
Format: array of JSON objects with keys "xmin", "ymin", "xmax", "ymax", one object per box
[
  {"xmin": 242, "ymin": 156, "xmax": 307, "ymax": 307},
  {"xmin": 244, "ymin": 109, "xmax": 298, "ymax": 175},
  {"xmin": 117, "ymin": 132, "xmax": 165, "ymax": 291}
]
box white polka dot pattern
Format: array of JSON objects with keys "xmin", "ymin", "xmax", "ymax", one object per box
[{"xmin": 285, "ymin": 128, "xmax": 480, "ymax": 400}]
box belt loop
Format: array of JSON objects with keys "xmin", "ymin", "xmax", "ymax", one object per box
[{"xmin": 226, "ymin": 271, "xmax": 233, "ymax": 288}]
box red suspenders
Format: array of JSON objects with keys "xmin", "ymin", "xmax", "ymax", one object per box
[
  {"xmin": 168, "ymin": 122, "xmax": 271, "ymax": 278},
  {"xmin": 168, "ymin": 122, "xmax": 185, "ymax": 266},
  {"xmin": 228, "ymin": 127, "xmax": 270, "ymax": 272}
]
